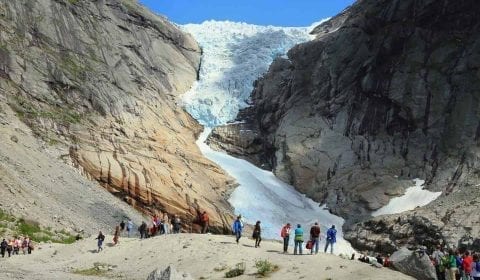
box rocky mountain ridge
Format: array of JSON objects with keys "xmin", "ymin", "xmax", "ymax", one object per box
[
  {"xmin": 0, "ymin": 0, "xmax": 235, "ymax": 233},
  {"xmin": 208, "ymin": 0, "xmax": 480, "ymax": 251}
]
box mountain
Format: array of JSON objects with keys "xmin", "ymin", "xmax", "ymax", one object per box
[
  {"xmin": 0, "ymin": 0, "xmax": 234, "ymax": 233},
  {"xmin": 208, "ymin": 0, "xmax": 480, "ymax": 252}
]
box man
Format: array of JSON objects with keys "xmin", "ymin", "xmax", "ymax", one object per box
[
  {"xmin": 324, "ymin": 225, "xmax": 337, "ymax": 254},
  {"xmin": 293, "ymin": 224, "xmax": 304, "ymax": 255},
  {"xmin": 0, "ymin": 239, "xmax": 7, "ymax": 258},
  {"xmin": 431, "ymin": 245, "xmax": 445, "ymax": 280},
  {"xmin": 120, "ymin": 220, "xmax": 126, "ymax": 234},
  {"xmin": 463, "ymin": 251, "xmax": 473, "ymax": 280},
  {"xmin": 232, "ymin": 216, "xmax": 243, "ymax": 244},
  {"xmin": 138, "ymin": 221, "xmax": 147, "ymax": 239},
  {"xmin": 126, "ymin": 219, "xmax": 133, "ymax": 237},
  {"xmin": 172, "ymin": 215, "xmax": 181, "ymax": 234},
  {"xmin": 200, "ymin": 211, "xmax": 209, "ymax": 234},
  {"xmin": 280, "ymin": 223, "xmax": 291, "ymax": 253},
  {"xmin": 309, "ymin": 222, "xmax": 321, "ymax": 254},
  {"xmin": 95, "ymin": 231, "xmax": 105, "ymax": 252}
]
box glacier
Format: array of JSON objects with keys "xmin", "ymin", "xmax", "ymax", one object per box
[{"xmin": 181, "ymin": 20, "xmax": 354, "ymax": 255}]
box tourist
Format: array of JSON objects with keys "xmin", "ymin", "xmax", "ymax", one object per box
[
  {"xmin": 163, "ymin": 213, "xmax": 170, "ymax": 235},
  {"xmin": 309, "ymin": 222, "xmax": 321, "ymax": 254},
  {"xmin": 293, "ymin": 224, "xmax": 304, "ymax": 255},
  {"xmin": 280, "ymin": 223, "xmax": 291, "ymax": 254},
  {"xmin": 432, "ymin": 245, "xmax": 446, "ymax": 280},
  {"xmin": 232, "ymin": 216, "xmax": 243, "ymax": 244},
  {"xmin": 384, "ymin": 254, "xmax": 391, "ymax": 267},
  {"xmin": 126, "ymin": 219, "xmax": 133, "ymax": 237},
  {"xmin": 200, "ymin": 211, "xmax": 209, "ymax": 234},
  {"xmin": 21, "ymin": 236, "xmax": 29, "ymax": 254},
  {"xmin": 138, "ymin": 221, "xmax": 147, "ymax": 239},
  {"xmin": 463, "ymin": 251, "xmax": 473, "ymax": 280},
  {"xmin": 172, "ymin": 215, "xmax": 181, "ymax": 234},
  {"xmin": 0, "ymin": 238, "xmax": 7, "ymax": 257},
  {"xmin": 113, "ymin": 225, "xmax": 120, "ymax": 245},
  {"xmin": 446, "ymin": 249, "xmax": 458, "ymax": 280},
  {"xmin": 96, "ymin": 231, "xmax": 105, "ymax": 252},
  {"xmin": 252, "ymin": 221, "xmax": 261, "ymax": 248},
  {"xmin": 472, "ymin": 254, "xmax": 480, "ymax": 280},
  {"xmin": 120, "ymin": 220, "xmax": 126, "ymax": 233},
  {"xmin": 324, "ymin": 225, "xmax": 337, "ymax": 254},
  {"xmin": 6, "ymin": 239, "xmax": 13, "ymax": 257},
  {"xmin": 455, "ymin": 250, "xmax": 463, "ymax": 280},
  {"xmin": 13, "ymin": 236, "xmax": 21, "ymax": 255},
  {"xmin": 376, "ymin": 254, "xmax": 384, "ymax": 265}
]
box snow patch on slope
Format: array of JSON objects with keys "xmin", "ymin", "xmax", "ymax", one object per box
[{"xmin": 372, "ymin": 179, "xmax": 442, "ymax": 217}]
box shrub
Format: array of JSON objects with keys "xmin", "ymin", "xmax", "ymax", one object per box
[
  {"xmin": 225, "ymin": 262, "xmax": 246, "ymax": 278},
  {"xmin": 255, "ymin": 259, "xmax": 279, "ymax": 277}
]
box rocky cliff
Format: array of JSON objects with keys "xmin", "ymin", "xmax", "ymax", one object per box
[
  {"xmin": 0, "ymin": 0, "xmax": 235, "ymax": 232},
  {"xmin": 209, "ymin": 0, "xmax": 480, "ymax": 250}
]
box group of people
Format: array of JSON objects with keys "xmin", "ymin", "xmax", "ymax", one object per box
[
  {"xmin": 431, "ymin": 245, "xmax": 480, "ymax": 280},
  {"xmin": 0, "ymin": 236, "xmax": 34, "ymax": 257},
  {"xmin": 230, "ymin": 215, "xmax": 338, "ymax": 255}
]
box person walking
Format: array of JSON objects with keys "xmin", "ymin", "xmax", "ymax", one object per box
[
  {"xmin": 113, "ymin": 225, "xmax": 120, "ymax": 245},
  {"xmin": 200, "ymin": 211, "xmax": 209, "ymax": 234},
  {"xmin": 324, "ymin": 225, "xmax": 337, "ymax": 254},
  {"xmin": 96, "ymin": 231, "xmax": 105, "ymax": 252},
  {"xmin": 126, "ymin": 219, "xmax": 133, "ymax": 237},
  {"xmin": 6, "ymin": 239, "xmax": 13, "ymax": 257},
  {"xmin": 252, "ymin": 221, "xmax": 261, "ymax": 248},
  {"xmin": 232, "ymin": 216, "xmax": 243, "ymax": 244},
  {"xmin": 120, "ymin": 220, "xmax": 126, "ymax": 235},
  {"xmin": 463, "ymin": 251, "xmax": 473, "ymax": 280},
  {"xmin": 309, "ymin": 222, "xmax": 321, "ymax": 254},
  {"xmin": 138, "ymin": 221, "xmax": 147, "ymax": 239},
  {"xmin": 293, "ymin": 224, "xmax": 304, "ymax": 255},
  {"xmin": 0, "ymin": 239, "xmax": 7, "ymax": 258},
  {"xmin": 281, "ymin": 223, "xmax": 292, "ymax": 253}
]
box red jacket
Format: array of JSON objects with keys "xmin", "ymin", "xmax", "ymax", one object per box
[
  {"xmin": 281, "ymin": 225, "xmax": 291, "ymax": 238},
  {"xmin": 464, "ymin": 255, "xmax": 473, "ymax": 273}
]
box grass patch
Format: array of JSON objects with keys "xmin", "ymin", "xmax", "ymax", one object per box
[
  {"xmin": 73, "ymin": 263, "xmax": 115, "ymax": 277},
  {"xmin": 255, "ymin": 259, "xmax": 279, "ymax": 277},
  {"xmin": 225, "ymin": 262, "xmax": 246, "ymax": 278},
  {"xmin": 0, "ymin": 209, "xmax": 77, "ymax": 244}
]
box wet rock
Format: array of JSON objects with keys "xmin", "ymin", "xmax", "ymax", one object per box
[{"xmin": 146, "ymin": 266, "xmax": 193, "ymax": 280}]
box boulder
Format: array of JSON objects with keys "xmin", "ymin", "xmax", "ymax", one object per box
[
  {"xmin": 390, "ymin": 247, "xmax": 436, "ymax": 280},
  {"xmin": 146, "ymin": 266, "xmax": 193, "ymax": 280}
]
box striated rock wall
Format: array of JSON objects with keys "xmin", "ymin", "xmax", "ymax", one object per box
[
  {"xmin": 0, "ymin": 0, "xmax": 235, "ymax": 232},
  {"xmin": 210, "ymin": 0, "xmax": 480, "ymax": 248}
]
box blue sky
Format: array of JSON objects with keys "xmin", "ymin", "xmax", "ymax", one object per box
[{"xmin": 140, "ymin": 0, "xmax": 355, "ymax": 27}]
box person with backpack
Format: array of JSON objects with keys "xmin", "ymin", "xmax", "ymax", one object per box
[
  {"xmin": 6, "ymin": 239, "xmax": 13, "ymax": 257},
  {"xmin": 280, "ymin": 223, "xmax": 291, "ymax": 254},
  {"xmin": 0, "ymin": 239, "xmax": 7, "ymax": 257},
  {"xmin": 472, "ymin": 254, "xmax": 480, "ymax": 280},
  {"xmin": 232, "ymin": 216, "xmax": 243, "ymax": 244},
  {"xmin": 446, "ymin": 249, "xmax": 458, "ymax": 280},
  {"xmin": 200, "ymin": 211, "xmax": 209, "ymax": 234},
  {"xmin": 21, "ymin": 236, "xmax": 29, "ymax": 254},
  {"xmin": 324, "ymin": 225, "xmax": 337, "ymax": 254},
  {"xmin": 432, "ymin": 245, "xmax": 446, "ymax": 280},
  {"xmin": 96, "ymin": 231, "xmax": 105, "ymax": 252},
  {"xmin": 309, "ymin": 222, "xmax": 321, "ymax": 254},
  {"xmin": 293, "ymin": 224, "xmax": 304, "ymax": 255},
  {"xmin": 252, "ymin": 221, "xmax": 261, "ymax": 248}
]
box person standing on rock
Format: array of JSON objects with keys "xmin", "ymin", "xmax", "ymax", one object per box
[
  {"xmin": 200, "ymin": 211, "xmax": 209, "ymax": 234},
  {"xmin": 252, "ymin": 221, "xmax": 261, "ymax": 248},
  {"xmin": 293, "ymin": 224, "xmax": 304, "ymax": 255},
  {"xmin": 126, "ymin": 219, "xmax": 133, "ymax": 237},
  {"xmin": 96, "ymin": 231, "xmax": 105, "ymax": 252},
  {"xmin": 324, "ymin": 225, "xmax": 336, "ymax": 254},
  {"xmin": 309, "ymin": 222, "xmax": 321, "ymax": 254},
  {"xmin": 0, "ymin": 238, "xmax": 7, "ymax": 258},
  {"xmin": 113, "ymin": 225, "xmax": 120, "ymax": 245},
  {"xmin": 232, "ymin": 216, "xmax": 243, "ymax": 244},
  {"xmin": 172, "ymin": 215, "xmax": 182, "ymax": 234},
  {"xmin": 280, "ymin": 223, "xmax": 291, "ymax": 253}
]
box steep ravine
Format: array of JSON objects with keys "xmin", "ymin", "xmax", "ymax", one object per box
[
  {"xmin": 209, "ymin": 0, "xmax": 480, "ymax": 252},
  {"xmin": 0, "ymin": 0, "xmax": 235, "ymax": 232}
]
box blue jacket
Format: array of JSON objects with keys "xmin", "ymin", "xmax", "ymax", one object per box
[
  {"xmin": 327, "ymin": 228, "xmax": 337, "ymax": 243},
  {"xmin": 294, "ymin": 227, "xmax": 304, "ymax": 241},
  {"xmin": 232, "ymin": 220, "xmax": 243, "ymax": 233}
]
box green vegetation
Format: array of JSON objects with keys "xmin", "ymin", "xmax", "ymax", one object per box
[
  {"xmin": 255, "ymin": 259, "xmax": 279, "ymax": 277},
  {"xmin": 72, "ymin": 262, "xmax": 116, "ymax": 277},
  {"xmin": 225, "ymin": 262, "xmax": 246, "ymax": 278},
  {"xmin": 0, "ymin": 209, "xmax": 76, "ymax": 244}
]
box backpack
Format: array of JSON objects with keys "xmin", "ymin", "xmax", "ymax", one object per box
[{"xmin": 306, "ymin": 240, "xmax": 313, "ymax": 249}]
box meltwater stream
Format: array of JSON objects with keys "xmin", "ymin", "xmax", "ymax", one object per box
[{"xmin": 181, "ymin": 20, "xmax": 354, "ymax": 254}]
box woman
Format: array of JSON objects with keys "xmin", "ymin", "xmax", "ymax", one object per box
[
  {"xmin": 252, "ymin": 221, "xmax": 261, "ymax": 248},
  {"xmin": 163, "ymin": 213, "xmax": 170, "ymax": 235},
  {"xmin": 113, "ymin": 226, "xmax": 120, "ymax": 245},
  {"xmin": 96, "ymin": 231, "xmax": 105, "ymax": 252}
]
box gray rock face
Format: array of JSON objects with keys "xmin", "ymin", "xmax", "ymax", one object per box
[
  {"xmin": 210, "ymin": 0, "xmax": 480, "ymax": 249},
  {"xmin": 147, "ymin": 266, "xmax": 193, "ymax": 280},
  {"xmin": 0, "ymin": 0, "xmax": 235, "ymax": 232},
  {"xmin": 390, "ymin": 247, "xmax": 436, "ymax": 280}
]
